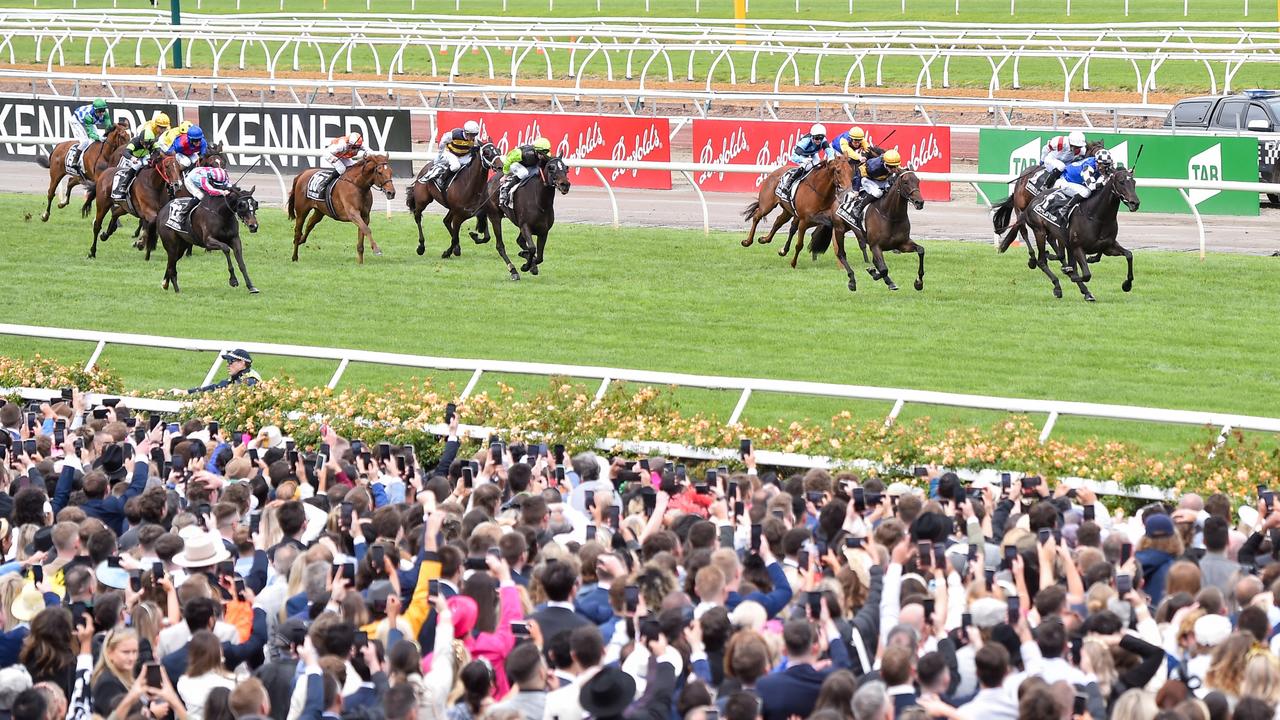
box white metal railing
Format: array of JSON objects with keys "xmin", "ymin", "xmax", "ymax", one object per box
[
  {"xmin": 9, "ymin": 136, "xmax": 1278, "ymax": 255},
  {"xmin": 1, "ymin": 324, "xmax": 1274, "ymax": 480},
  {"xmin": 6, "ymin": 68, "xmax": 1174, "ymax": 128},
  {"xmin": 8, "ymin": 13, "xmax": 1280, "ymax": 100}
]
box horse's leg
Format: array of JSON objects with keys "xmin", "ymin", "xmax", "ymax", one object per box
[
  {"xmin": 870, "ymin": 245, "xmax": 897, "ymax": 290},
  {"xmin": 1110, "ymin": 242, "xmax": 1134, "ymax": 293},
  {"xmin": 41, "ymin": 168, "xmax": 62, "ymax": 221},
  {"xmin": 532, "ymin": 231, "xmax": 548, "ymax": 276},
  {"xmin": 469, "ymin": 211, "xmax": 491, "ymax": 245},
  {"xmin": 412, "ymin": 196, "xmax": 427, "ymax": 256},
  {"xmin": 788, "ymin": 220, "xmax": 809, "ymax": 269},
  {"xmin": 1022, "ymin": 221, "xmax": 1038, "ymax": 269},
  {"xmin": 1069, "ymin": 245, "xmax": 1095, "ymax": 302},
  {"xmin": 518, "ymin": 226, "xmax": 537, "ymax": 272},
  {"xmin": 489, "ymin": 212, "xmax": 520, "ymax": 281},
  {"xmin": 291, "ymin": 205, "xmax": 308, "ymax": 262},
  {"xmin": 350, "ymin": 212, "xmax": 375, "ymax": 264},
  {"xmin": 760, "ymin": 208, "xmax": 792, "ymax": 245},
  {"xmin": 364, "ymin": 209, "xmax": 382, "ymax": 257},
  {"xmin": 163, "ymin": 244, "xmax": 181, "ymax": 293},
  {"xmin": 102, "ymin": 207, "xmax": 126, "ymax": 243},
  {"xmin": 301, "ymin": 211, "xmax": 324, "ymax": 244},
  {"xmin": 223, "ymin": 248, "xmax": 239, "ymax": 288},
  {"xmin": 90, "ymin": 197, "xmax": 110, "ymax": 259},
  {"xmin": 906, "ymin": 241, "xmax": 925, "ymax": 291},
  {"xmin": 778, "ymin": 219, "xmax": 798, "ymax": 258},
  {"xmin": 832, "ymin": 228, "xmax": 856, "ymax": 291},
  {"xmin": 441, "ymin": 210, "xmax": 461, "ymax": 259},
  {"xmin": 231, "ymin": 238, "xmax": 257, "ymax": 293},
  {"xmin": 1034, "ymin": 229, "xmax": 1063, "ymax": 299}
]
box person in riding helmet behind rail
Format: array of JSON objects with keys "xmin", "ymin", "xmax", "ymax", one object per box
[
  {"xmin": 323, "ymin": 132, "xmax": 367, "ymax": 177},
  {"xmin": 777, "ymin": 124, "xmax": 836, "ymax": 199},
  {"xmin": 71, "ymin": 98, "xmax": 111, "ymax": 153},
  {"xmin": 845, "ymin": 148, "xmax": 903, "ymax": 223},
  {"xmin": 499, "ymin": 137, "xmax": 553, "ymax": 208},
  {"xmin": 832, "ymin": 126, "xmax": 885, "ymax": 163},
  {"xmin": 425, "ymin": 120, "xmax": 481, "ymax": 186},
  {"xmin": 1038, "ymin": 130, "xmax": 1087, "ymax": 191},
  {"xmin": 111, "ymin": 111, "xmax": 171, "ymax": 202},
  {"xmin": 1039, "ymin": 148, "xmax": 1115, "ymax": 225}
]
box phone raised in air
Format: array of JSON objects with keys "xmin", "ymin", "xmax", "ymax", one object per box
[{"xmin": 145, "ymin": 663, "xmax": 163, "ymax": 689}]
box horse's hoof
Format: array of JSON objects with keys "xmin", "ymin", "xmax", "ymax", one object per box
[
  {"xmin": 452, "ymin": 245, "xmax": 461, "ymax": 257},
  {"xmin": 520, "ymin": 261, "xmax": 533, "ymax": 273},
  {"xmin": 471, "ymin": 233, "xmax": 489, "ymax": 245},
  {"xmin": 888, "ymin": 283, "xmax": 900, "ymax": 291},
  {"xmin": 847, "ymin": 281, "xmax": 856, "ymax": 292},
  {"xmin": 914, "ymin": 279, "xmax": 924, "ymax": 291},
  {"xmin": 1027, "ymin": 258, "xmax": 1037, "ymax": 269},
  {"xmin": 229, "ymin": 278, "xmax": 239, "ymax": 288},
  {"xmin": 1085, "ymin": 295, "xmax": 1096, "ymax": 302},
  {"xmin": 40, "ymin": 213, "xmax": 49, "ymax": 222},
  {"xmin": 373, "ymin": 249, "xmax": 383, "ymax": 257},
  {"xmin": 509, "ymin": 272, "xmax": 520, "ymax": 281},
  {"xmin": 416, "ymin": 245, "xmax": 425, "ymax": 256},
  {"xmin": 530, "ymin": 264, "xmax": 539, "ymax": 276},
  {"xmin": 1062, "ymin": 266, "xmax": 1075, "ymax": 275},
  {"xmin": 1122, "ymin": 280, "xmax": 1133, "ymax": 292},
  {"xmin": 441, "ymin": 248, "xmax": 452, "ymax": 259},
  {"xmin": 741, "ymin": 239, "xmax": 754, "ymax": 248},
  {"xmin": 248, "ymin": 287, "xmax": 260, "ymax": 294},
  {"xmin": 758, "ymin": 238, "xmax": 772, "ymax": 245},
  {"xmin": 1053, "ymin": 288, "xmax": 1063, "ymax": 299}
]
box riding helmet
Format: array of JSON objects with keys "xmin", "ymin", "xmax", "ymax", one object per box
[
  {"xmin": 810, "ymin": 123, "xmax": 827, "ymax": 139},
  {"xmin": 346, "ymin": 132, "xmax": 364, "ymax": 146},
  {"xmin": 152, "ymin": 112, "xmax": 171, "ymax": 129},
  {"xmin": 1068, "ymin": 130, "xmax": 1086, "ymax": 147},
  {"xmin": 187, "ymin": 126, "xmax": 204, "ymax": 142},
  {"xmin": 533, "ymin": 137, "xmax": 552, "ymax": 153},
  {"xmin": 847, "ymin": 126, "xmax": 865, "ymax": 140},
  {"xmin": 92, "ymin": 98, "xmax": 108, "ymax": 110},
  {"xmin": 883, "ymin": 149, "xmax": 902, "ymax": 167},
  {"xmin": 463, "ymin": 120, "xmax": 481, "ymax": 136},
  {"xmin": 1095, "ymin": 149, "xmax": 1114, "ymax": 168}
]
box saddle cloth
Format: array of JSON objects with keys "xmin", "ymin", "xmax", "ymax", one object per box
[
  {"xmin": 1026, "ymin": 168, "xmax": 1049, "ymax": 196},
  {"xmin": 775, "ymin": 167, "xmax": 808, "ymax": 204},
  {"xmin": 836, "ymin": 192, "xmax": 861, "ymax": 228},
  {"xmin": 500, "ymin": 176, "xmax": 531, "ymax": 213},
  {"xmin": 1032, "ymin": 192, "xmax": 1075, "ymax": 228},
  {"xmin": 65, "ymin": 143, "xmax": 85, "ymax": 176},
  {"xmin": 307, "ymin": 170, "xmax": 338, "ymax": 216},
  {"xmin": 165, "ymin": 198, "xmax": 198, "ymax": 234}
]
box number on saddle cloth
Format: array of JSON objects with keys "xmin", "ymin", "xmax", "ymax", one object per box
[
  {"xmin": 164, "ymin": 198, "xmax": 199, "ymax": 235},
  {"xmin": 306, "ymin": 170, "xmax": 337, "ymax": 202},
  {"xmin": 775, "ymin": 166, "xmax": 805, "ymax": 203},
  {"xmin": 836, "ymin": 193, "xmax": 860, "ymax": 227},
  {"xmin": 65, "ymin": 143, "xmax": 85, "ymax": 176},
  {"xmin": 1033, "ymin": 191, "xmax": 1071, "ymax": 228}
]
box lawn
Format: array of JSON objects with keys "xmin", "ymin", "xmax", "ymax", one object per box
[
  {"xmin": 1, "ymin": 193, "xmax": 1276, "ymax": 460},
  {"xmin": 3, "ymin": 0, "xmax": 1274, "ymax": 93}
]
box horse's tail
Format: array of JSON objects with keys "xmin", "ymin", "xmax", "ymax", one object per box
[
  {"xmin": 286, "ymin": 186, "xmax": 297, "ymax": 220},
  {"xmin": 808, "ymin": 211, "xmax": 834, "ymax": 259},
  {"xmin": 992, "ymin": 195, "xmax": 1016, "ymax": 233},
  {"xmin": 36, "ymin": 153, "xmax": 50, "ymax": 169},
  {"xmin": 998, "ymin": 212, "xmax": 1027, "ymax": 254},
  {"xmin": 79, "ymin": 187, "xmax": 95, "ymax": 218},
  {"xmin": 404, "ymin": 182, "xmax": 415, "ymax": 210},
  {"xmin": 741, "ymin": 200, "xmax": 760, "ymax": 221}
]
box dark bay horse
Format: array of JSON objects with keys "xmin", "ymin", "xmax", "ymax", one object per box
[
  {"xmin": 1000, "ymin": 168, "xmax": 1140, "ymax": 301},
  {"xmin": 405, "ymin": 142, "xmax": 501, "ymax": 258},
  {"xmin": 777, "ymin": 158, "xmax": 855, "ymax": 269},
  {"xmin": 287, "ymin": 155, "xmax": 395, "ymax": 264},
  {"xmin": 808, "ymin": 171, "xmax": 926, "ymax": 292},
  {"xmin": 36, "ymin": 121, "xmax": 131, "ymax": 222},
  {"xmin": 471, "ymin": 157, "xmax": 571, "ymax": 280},
  {"xmin": 155, "ymin": 187, "xmax": 260, "ymax": 294},
  {"xmin": 991, "ymin": 140, "xmax": 1104, "ymax": 267}
]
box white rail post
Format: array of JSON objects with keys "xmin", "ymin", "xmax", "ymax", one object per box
[
  {"xmin": 884, "ymin": 398, "xmax": 905, "ymax": 427},
  {"xmin": 1209, "ymin": 424, "xmax": 1232, "ymax": 458},
  {"xmin": 1176, "ymin": 188, "xmax": 1206, "ymax": 260},
  {"xmin": 201, "ymin": 354, "xmax": 226, "ymax": 388},
  {"xmin": 726, "ymin": 388, "xmax": 752, "ymax": 426},
  {"xmin": 679, "ymin": 170, "xmax": 711, "ymax": 235},
  {"xmin": 592, "ymin": 378, "xmax": 611, "ymax": 405},
  {"xmin": 328, "ymin": 358, "xmax": 350, "ymax": 389},
  {"xmin": 589, "ymin": 168, "xmax": 620, "ymax": 229},
  {"xmin": 84, "ymin": 340, "xmax": 107, "ymax": 373},
  {"xmin": 1039, "ymin": 411, "xmax": 1059, "ymax": 443},
  {"xmin": 459, "ymin": 369, "xmax": 484, "ymax": 399}
]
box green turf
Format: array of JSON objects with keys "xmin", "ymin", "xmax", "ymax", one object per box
[
  {"xmin": 0, "ymin": 192, "xmax": 1275, "ymax": 459},
  {"xmin": 4, "ymin": 0, "xmax": 1273, "ymax": 93}
]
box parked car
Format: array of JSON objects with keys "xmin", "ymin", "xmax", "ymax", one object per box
[{"xmin": 1164, "ymin": 89, "xmax": 1280, "ymax": 204}]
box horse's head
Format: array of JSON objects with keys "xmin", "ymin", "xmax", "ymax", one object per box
[
  {"xmin": 1085, "ymin": 139, "xmax": 1106, "ymax": 158},
  {"xmin": 896, "ymin": 171, "xmax": 924, "ymax": 210},
  {"xmin": 231, "ymin": 186, "xmax": 260, "ymax": 233},
  {"xmin": 478, "ymin": 142, "xmax": 502, "ymax": 170},
  {"xmin": 105, "ymin": 121, "xmax": 131, "ymax": 148},
  {"xmin": 1109, "ymin": 168, "xmax": 1140, "ymax": 212},
  {"xmin": 364, "ymin": 154, "xmax": 395, "ymax": 199},
  {"xmin": 154, "ymin": 153, "xmax": 183, "ymax": 193},
  {"xmin": 544, "ymin": 157, "xmax": 571, "ymax": 195},
  {"xmin": 831, "ymin": 156, "xmax": 855, "ymax": 193},
  {"xmin": 202, "ymin": 142, "xmax": 227, "ymax": 169}
]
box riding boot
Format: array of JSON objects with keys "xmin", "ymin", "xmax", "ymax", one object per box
[
  {"xmin": 849, "ymin": 194, "xmax": 873, "ymax": 227},
  {"xmin": 1039, "ymin": 168, "xmax": 1062, "ymax": 193},
  {"xmin": 500, "ymin": 175, "xmax": 519, "ymax": 208},
  {"xmin": 112, "ymin": 166, "xmax": 134, "ymax": 202}
]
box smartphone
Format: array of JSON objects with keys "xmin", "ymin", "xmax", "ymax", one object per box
[
  {"xmin": 706, "ymin": 469, "xmax": 718, "ymax": 487},
  {"xmin": 1007, "ymin": 596, "xmax": 1020, "ymax": 624},
  {"xmin": 607, "ymin": 506, "xmax": 621, "ymax": 530},
  {"xmin": 734, "ymin": 500, "xmax": 745, "ymax": 518},
  {"xmin": 750, "ymin": 523, "xmax": 762, "ymax": 552},
  {"xmin": 1120, "ymin": 542, "xmax": 1133, "ymax": 564},
  {"xmin": 25, "ymin": 412, "xmax": 37, "ymax": 430},
  {"xmin": 121, "ymin": 442, "xmax": 131, "ymax": 460},
  {"xmin": 354, "ymin": 631, "xmax": 369, "ymax": 648},
  {"xmin": 153, "ymin": 562, "xmax": 164, "ymax": 579},
  {"xmin": 853, "ymin": 487, "xmax": 866, "ymax": 513},
  {"xmin": 807, "ymin": 592, "xmax": 823, "ymax": 619},
  {"xmin": 739, "ymin": 438, "xmax": 752, "ymax": 458},
  {"xmin": 913, "ymin": 466, "xmax": 928, "ymax": 477},
  {"xmin": 378, "ymin": 442, "xmax": 392, "ymax": 461},
  {"xmin": 1038, "ymin": 528, "xmax": 1051, "ymax": 545},
  {"xmin": 285, "ymin": 439, "xmax": 296, "ymax": 453},
  {"xmin": 624, "ymin": 585, "xmax": 640, "ymax": 612},
  {"xmin": 585, "ymin": 525, "xmax": 597, "ymax": 541},
  {"xmin": 402, "ymin": 445, "xmax": 416, "ymax": 467},
  {"xmin": 428, "ymin": 579, "xmax": 440, "ymax": 596},
  {"xmin": 968, "ymin": 544, "xmax": 978, "ymax": 562},
  {"xmin": 340, "ymin": 563, "xmax": 356, "ymax": 582},
  {"xmin": 172, "ymin": 454, "xmax": 187, "ymax": 472},
  {"xmin": 1023, "ymin": 476, "xmax": 1042, "ymax": 493},
  {"xmin": 1116, "ymin": 574, "xmax": 1133, "ymax": 594},
  {"xmin": 1001, "ymin": 472, "xmax": 1011, "ymax": 490},
  {"xmin": 54, "ymin": 417, "xmax": 67, "ymax": 431},
  {"xmin": 798, "ymin": 549, "xmax": 809, "ymax": 569},
  {"xmin": 985, "ymin": 569, "xmax": 995, "ymax": 591},
  {"xmin": 287, "ymin": 450, "xmax": 300, "ymax": 467},
  {"xmin": 642, "ymin": 491, "xmax": 657, "ymax": 515},
  {"xmin": 1074, "ymin": 694, "xmax": 1087, "ymax": 717},
  {"xmin": 846, "ymin": 536, "xmax": 864, "ymax": 549},
  {"xmin": 53, "ymin": 428, "xmax": 64, "ymax": 445},
  {"xmin": 584, "ymin": 490, "xmax": 595, "ymax": 510},
  {"xmin": 962, "ymin": 612, "xmax": 972, "ymax": 628},
  {"xmin": 371, "ymin": 544, "xmax": 386, "ymax": 568},
  {"xmin": 216, "ymin": 559, "xmax": 233, "ymax": 577},
  {"xmin": 92, "ymin": 408, "xmax": 109, "ymax": 420},
  {"xmin": 145, "ymin": 663, "xmax": 162, "ymax": 689},
  {"xmin": 394, "ymin": 454, "xmax": 406, "ymax": 474},
  {"xmin": 719, "ymin": 525, "xmax": 734, "ymax": 549},
  {"xmin": 150, "ymin": 447, "xmax": 165, "ymax": 465},
  {"xmin": 248, "ymin": 448, "xmax": 260, "ymax": 463},
  {"xmin": 148, "ymin": 413, "xmax": 161, "ymax": 431},
  {"xmin": 917, "ymin": 541, "xmax": 932, "ymax": 566},
  {"xmin": 510, "ymin": 621, "xmax": 531, "ymax": 640},
  {"xmin": 23, "ymin": 439, "xmax": 36, "ymax": 456},
  {"xmin": 462, "ymin": 465, "xmax": 474, "ymax": 488},
  {"xmin": 129, "ymin": 570, "xmax": 142, "ymax": 592},
  {"xmin": 675, "ymin": 464, "xmax": 686, "ymax": 481},
  {"xmin": 166, "ymin": 422, "xmax": 179, "ymax": 434},
  {"xmin": 923, "ymin": 597, "xmax": 935, "ymax": 620},
  {"xmin": 553, "ymin": 443, "xmax": 565, "ymax": 464},
  {"xmin": 806, "ymin": 490, "xmax": 823, "ymax": 505},
  {"xmin": 728, "ymin": 481, "xmax": 738, "ymax": 501},
  {"xmin": 639, "ymin": 458, "xmax": 650, "ymax": 471},
  {"xmin": 31, "ymin": 565, "xmax": 42, "ymax": 583},
  {"xmin": 490, "ymin": 443, "xmax": 504, "ymax": 464},
  {"xmin": 71, "ymin": 602, "xmax": 88, "ymax": 628},
  {"xmin": 1003, "ymin": 545, "xmax": 1017, "ymax": 568},
  {"xmin": 705, "ymin": 710, "xmax": 721, "ymax": 720},
  {"xmin": 445, "ymin": 402, "xmax": 457, "ymax": 424},
  {"xmin": 555, "ymin": 467, "xmax": 566, "ymax": 483},
  {"xmin": 1083, "ymin": 505, "xmax": 1096, "ymax": 522},
  {"xmin": 340, "ymin": 502, "xmax": 354, "ymax": 528},
  {"xmin": 694, "ymin": 483, "xmax": 709, "ymax": 495},
  {"xmin": 933, "ymin": 545, "xmax": 946, "ymax": 569},
  {"xmin": 1264, "ymin": 491, "xmax": 1276, "ymax": 512}
]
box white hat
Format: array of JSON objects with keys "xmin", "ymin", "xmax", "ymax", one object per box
[
  {"xmin": 1194, "ymin": 614, "xmax": 1233, "ymax": 646},
  {"xmin": 1239, "ymin": 505, "xmax": 1260, "ymax": 530},
  {"xmin": 10, "ymin": 585, "xmax": 46, "ymax": 622},
  {"xmin": 970, "ymin": 597, "xmax": 1007, "ymax": 629},
  {"xmin": 173, "ymin": 533, "xmax": 231, "ymax": 568},
  {"xmin": 255, "ymin": 425, "xmax": 286, "ymax": 449},
  {"xmin": 178, "ymin": 524, "xmax": 206, "ymax": 541}
]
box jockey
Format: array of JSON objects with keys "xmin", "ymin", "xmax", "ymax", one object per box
[
  {"xmin": 155, "ymin": 120, "xmax": 192, "ymax": 153},
  {"xmin": 183, "ymin": 166, "xmax": 233, "ymax": 202},
  {"xmin": 499, "ymin": 137, "xmax": 553, "ymax": 207},
  {"xmin": 1038, "ymin": 130, "xmax": 1087, "ymax": 190},
  {"xmin": 845, "ymin": 149, "xmax": 903, "ymax": 221},
  {"xmin": 426, "ymin": 120, "xmax": 481, "ymax": 184},
  {"xmin": 777, "ymin": 124, "xmax": 836, "ymax": 198},
  {"xmin": 111, "ymin": 112, "xmax": 171, "ymax": 202},
  {"xmin": 71, "ymin": 99, "xmax": 111, "ymax": 152},
  {"xmin": 165, "ymin": 125, "xmax": 208, "ymax": 169},
  {"xmin": 832, "ymin": 126, "xmax": 884, "ymax": 162},
  {"xmin": 322, "ymin": 132, "xmax": 367, "ymax": 176},
  {"xmin": 1041, "ymin": 149, "xmax": 1114, "ymax": 224}
]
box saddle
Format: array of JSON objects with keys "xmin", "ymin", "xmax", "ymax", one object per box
[
  {"xmin": 65, "ymin": 143, "xmax": 85, "ymax": 177},
  {"xmin": 1032, "ymin": 191, "xmax": 1075, "ymax": 228},
  {"xmin": 775, "ymin": 166, "xmax": 807, "ymax": 204},
  {"xmin": 307, "ymin": 170, "xmax": 338, "ymax": 217},
  {"xmin": 164, "ymin": 197, "xmax": 199, "ymax": 235},
  {"xmin": 499, "ymin": 175, "xmax": 530, "ymax": 213},
  {"xmin": 836, "ymin": 192, "xmax": 862, "ymax": 229}
]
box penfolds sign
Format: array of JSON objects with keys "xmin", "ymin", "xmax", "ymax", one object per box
[
  {"xmin": 691, "ymin": 119, "xmax": 951, "ymax": 201},
  {"xmin": 435, "ymin": 111, "xmax": 671, "ymax": 190}
]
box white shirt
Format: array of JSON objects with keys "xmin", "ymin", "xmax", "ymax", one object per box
[
  {"xmin": 157, "ymin": 621, "xmax": 240, "ymax": 660},
  {"xmin": 177, "ymin": 671, "xmax": 236, "ymax": 720},
  {"xmin": 543, "ymin": 666, "xmax": 601, "ymax": 720}
]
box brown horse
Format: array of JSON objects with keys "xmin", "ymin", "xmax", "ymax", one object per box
[
  {"xmin": 287, "ymin": 155, "xmax": 396, "ymax": 264},
  {"xmin": 740, "ymin": 165, "xmax": 794, "ymax": 248},
  {"xmin": 776, "ymin": 158, "xmax": 855, "ymax": 269},
  {"xmin": 405, "ymin": 142, "xmax": 501, "ymax": 258},
  {"xmin": 35, "ymin": 121, "xmax": 131, "ymax": 222},
  {"xmin": 991, "ymin": 140, "xmax": 1104, "ymax": 267},
  {"xmin": 155, "ymin": 186, "xmax": 260, "ymax": 294},
  {"xmin": 808, "ymin": 171, "xmax": 926, "ymax": 292}
]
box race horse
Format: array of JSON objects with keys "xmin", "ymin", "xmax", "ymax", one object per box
[
  {"xmin": 470, "ymin": 156, "xmax": 572, "ymax": 280},
  {"xmin": 999, "ymin": 167, "xmax": 1140, "ymax": 301},
  {"xmin": 740, "ymin": 159, "xmax": 855, "ymax": 258},
  {"xmin": 405, "ymin": 142, "xmax": 502, "ymax": 259},
  {"xmin": 775, "ymin": 157, "xmax": 856, "ymax": 269},
  {"xmin": 154, "ymin": 186, "xmax": 260, "ymax": 294},
  {"xmin": 36, "ymin": 121, "xmax": 131, "ymax": 222},
  {"xmin": 990, "ymin": 139, "xmax": 1105, "ymax": 267},
  {"xmin": 84, "ymin": 144, "xmax": 228, "ymax": 260},
  {"xmin": 808, "ymin": 171, "xmax": 927, "ymax": 292},
  {"xmin": 287, "ymin": 155, "xmax": 396, "ymax": 264}
]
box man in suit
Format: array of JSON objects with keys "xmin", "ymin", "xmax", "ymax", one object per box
[
  {"xmin": 528, "ymin": 559, "xmax": 591, "ymax": 645},
  {"xmin": 755, "ymin": 617, "xmax": 852, "ymax": 720},
  {"xmin": 215, "ymin": 502, "xmax": 269, "ymax": 593},
  {"xmin": 881, "ymin": 645, "xmax": 920, "ymax": 715}
]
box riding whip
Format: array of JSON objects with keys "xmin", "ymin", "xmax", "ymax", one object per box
[
  {"xmin": 232, "ymin": 154, "xmax": 264, "ymax": 187},
  {"xmin": 1130, "ymin": 144, "xmax": 1145, "ymax": 173}
]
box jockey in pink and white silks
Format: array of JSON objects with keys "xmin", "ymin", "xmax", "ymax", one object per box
[{"xmin": 184, "ymin": 166, "xmax": 233, "ymax": 201}]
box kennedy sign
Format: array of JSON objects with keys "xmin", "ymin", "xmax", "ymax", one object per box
[
  {"xmin": 0, "ymin": 95, "xmax": 178, "ymax": 159},
  {"xmin": 198, "ymin": 106, "xmax": 414, "ymax": 174},
  {"xmin": 691, "ymin": 119, "xmax": 952, "ymax": 201},
  {"xmin": 435, "ymin": 111, "xmax": 671, "ymax": 190}
]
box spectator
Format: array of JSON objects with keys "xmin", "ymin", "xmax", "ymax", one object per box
[
  {"xmin": 446, "ymin": 661, "xmax": 493, "ymax": 720},
  {"xmin": 177, "ymin": 630, "xmax": 236, "ymax": 720},
  {"xmin": 89, "ymin": 628, "xmax": 138, "ymax": 717}
]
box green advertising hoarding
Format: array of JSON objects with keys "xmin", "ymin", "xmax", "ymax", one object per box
[{"xmin": 977, "ymin": 130, "xmax": 1259, "ymax": 216}]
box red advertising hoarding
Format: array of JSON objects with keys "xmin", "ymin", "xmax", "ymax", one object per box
[
  {"xmin": 435, "ymin": 111, "xmax": 671, "ymax": 190},
  {"xmin": 691, "ymin": 119, "xmax": 952, "ymax": 201}
]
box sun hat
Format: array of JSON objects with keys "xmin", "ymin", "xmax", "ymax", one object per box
[
  {"xmin": 255, "ymin": 426, "xmax": 286, "ymax": 450},
  {"xmin": 1194, "ymin": 614, "xmax": 1232, "ymax": 646},
  {"xmin": 172, "ymin": 533, "xmax": 231, "ymax": 568},
  {"xmin": 10, "ymin": 586, "xmax": 45, "ymax": 622},
  {"xmin": 95, "ymin": 561, "xmax": 129, "ymax": 590}
]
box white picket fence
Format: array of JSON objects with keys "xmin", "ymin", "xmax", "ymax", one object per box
[{"xmin": 3, "ymin": 323, "xmax": 1275, "ymax": 497}]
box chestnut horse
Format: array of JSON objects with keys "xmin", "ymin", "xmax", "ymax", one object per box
[
  {"xmin": 741, "ymin": 159, "xmax": 854, "ymax": 269},
  {"xmin": 287, "ymin": 155, "xmax": 395, "ymax": 264},
  {"xmin": 405, "ymin": 142, "xmax": 501, "ymax": 259},
  {"xmin": 36, "ymin": 121, "xmax": 131, "ymax": 222},
  {"xmin": 808, "ymin": 171, "xmax": 926, "ymax": 292}
]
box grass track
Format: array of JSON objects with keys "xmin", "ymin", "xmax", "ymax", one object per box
[{"xmin": 1, "ymin": 192, "xmax": 1277, "ymax": 458}]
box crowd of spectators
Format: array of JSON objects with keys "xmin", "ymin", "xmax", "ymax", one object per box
[{"xmin": 1, "ymin": 389, "xmax": 1280, "ymax": 720}]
